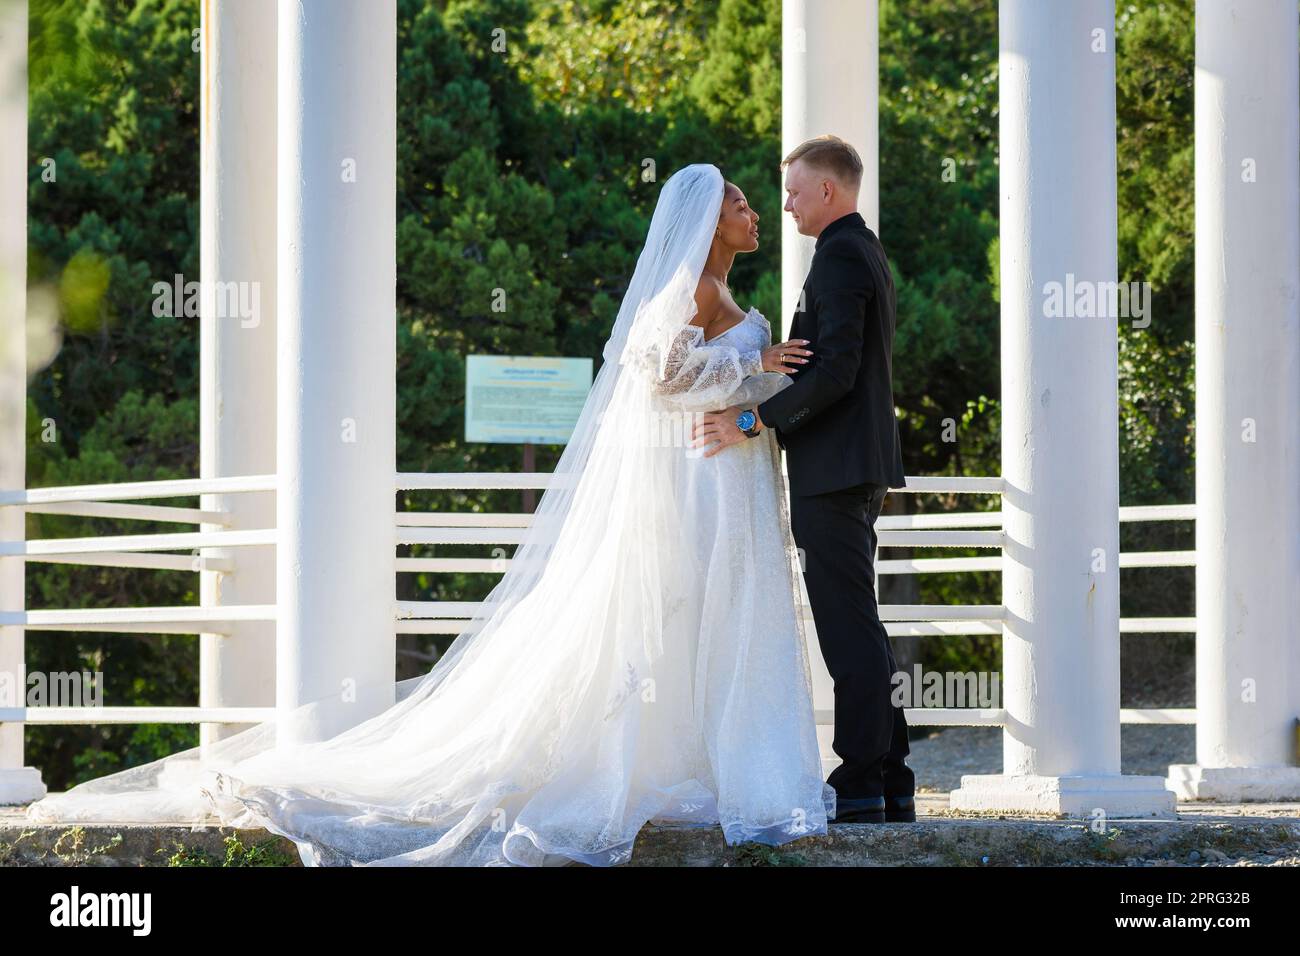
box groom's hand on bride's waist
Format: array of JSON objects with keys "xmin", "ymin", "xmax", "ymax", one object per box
[{"xmin": 691, "ymin": 405, "xmax": 762, "ymax": 458}]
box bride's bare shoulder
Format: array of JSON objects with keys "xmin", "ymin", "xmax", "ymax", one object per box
[{"xmin": 691, "ymin": 274, "xmax": 724, "ymax": 332}]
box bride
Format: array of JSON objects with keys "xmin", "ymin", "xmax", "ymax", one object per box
[{"xmin": 25, "ymin": 163, "xmax": 835, "ymax": 866}]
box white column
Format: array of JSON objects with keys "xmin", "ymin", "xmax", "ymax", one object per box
[
  {"xmin": 198, "ymin": 0, "xmax": 277, "ymax": 746},
  {"xmin": 0, "ymin": 0, "xmax": 44, "ymax": 804},
  {"xmin": 1168, "ymin": 0, "xmax": 1300, "ymax": 801},
  {"xmin": 782, "ymin": 0, "xmax": 880, "ymax": 776},
  {"xmin": 781, "ymin": 0, "xmax": 878, "ymax": 343},
  {"xmin": 275, "ymin": 0, "xmax": 396, "ymax": 744},
  {"xmin": 951, "ymin": 0, "xmax": 1173, "ymax": 817}
]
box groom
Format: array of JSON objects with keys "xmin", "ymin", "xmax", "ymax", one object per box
[{"xmin": 694, "ymin": 135, "xmax": 914, "ymax": 824}]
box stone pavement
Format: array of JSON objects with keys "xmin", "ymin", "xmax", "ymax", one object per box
[{"xmin": 2, "ymin": 792, "xmax": 1297, "ymax": 867}]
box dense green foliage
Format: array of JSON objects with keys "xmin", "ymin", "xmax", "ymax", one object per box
[{"xmin": 21, "ymin": 0, "xmax": 1207, "ymax": 786}]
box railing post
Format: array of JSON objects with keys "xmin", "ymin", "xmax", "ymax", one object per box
[
  {"xmin": 1168, "ymin": 0, "xmax": 1300, "ymax": 800},
  {"xmin": 781, "ymin": 0, "xmax": 880, "ymax": 776},
  {"xmin": 0, "ymin": 0, "xmax": 44, "ymax": 804},
  {"xmin": 197, "ymin": 0, "xmax": 278, "ymax": 746},
  {"xmin": 275, "ymin": 0, "xmax": 397, "ymax": 744},
  {"xmin": 951, "ymin": 0, "xmax": 1174, "ymax": 817}
]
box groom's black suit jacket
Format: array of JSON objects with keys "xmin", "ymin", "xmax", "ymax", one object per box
[{"xmin": 756, "ymin": 212, "xmax": 906, "ymax": 496}]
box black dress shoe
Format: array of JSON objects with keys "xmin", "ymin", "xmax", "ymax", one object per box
[
  {"xmin": 831, "ymin": 795, "xmax": 885, "ymax": 824},
  {"xmin": 884, "ymin": 794, "xmax": 916, "ymax": 823}
]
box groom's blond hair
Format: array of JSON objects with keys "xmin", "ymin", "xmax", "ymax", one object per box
[{"xmin": 783, "ymin": 135, "xmax": 863, "ymax": 190}]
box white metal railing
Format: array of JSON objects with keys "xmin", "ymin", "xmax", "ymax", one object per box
[
  {"xmin": 812, "ymin": 707, "xmax": 1197, "ymax": 727},
  {"xmin": 396, "ymin": 473, "xmax": 1198, "ymax": 728},
  {"xmin": 0, "ymin": 706, "xmax": 279, "ymax": 724},
  {"xmin": 0, "ymin": 474, "xmax": 275, "ymax": 505},
  {"xmin": 2, "ymin": 472, "xmax": 1197, "ymax": 731},
  {"xmin": 1, "ymin": 475, "xmax": 276, "ymax": 727}
]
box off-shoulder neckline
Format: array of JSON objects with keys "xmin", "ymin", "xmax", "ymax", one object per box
[{"xmin": 702, "ymin": 306, "xmax": 764, "ymax": 344}]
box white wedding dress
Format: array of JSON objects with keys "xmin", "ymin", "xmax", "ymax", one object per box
[{"xmin": 25, "ymin": 165, "xmax": 834, "ymax": 866}]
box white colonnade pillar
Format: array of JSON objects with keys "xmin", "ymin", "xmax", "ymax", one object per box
[
  {"xmin": 781, "ymin": 0, "xmax": 878, "ymax": 341},
  {"xmin": 951, "ymin": 0, "xmax": 1174, "ymax": 817},
  {"xmin": 781, "ymin": 0, "xmax": 880, "ymax": 777},
  {"xmin": 275, "ymin": 0, "xmax": 397, "ymax": 745},
  {"xmin": 0, "ymin": 0, "xmax": 43, "ymax": 804},
  {"xmin": 198, "ymin": 0, "xmax": 278, "ymax": 746},
  {"xmin": 1167, "ymin": 0, "xmax": 1300, "ymax": 801}
]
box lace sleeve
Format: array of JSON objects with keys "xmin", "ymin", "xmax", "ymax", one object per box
[{"xmin": 634, "ymin": 324, "xmax": 765, "ymax": 411}]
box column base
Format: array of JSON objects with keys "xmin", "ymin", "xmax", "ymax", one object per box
[
  {"xmin": 0, "ymin": 767, "xmax": 47, "ymax": 805},
  {"xmin": 1167, "ymin": 764, "xmax": 1300, "ymax": 801},
  {"xmin": 816, "ymin": 724, "xmax": 839, "ymax": 778},
  {"xmin": 950, "ymin": 773, "xmax": 1176, "ymax": 818}
]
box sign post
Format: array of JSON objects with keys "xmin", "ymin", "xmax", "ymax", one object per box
[{"xmin": 522, "ymin": 441, "xmax": 536, "ymax": 512}]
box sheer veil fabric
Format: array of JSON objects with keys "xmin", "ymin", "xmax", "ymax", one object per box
[{"xmin": 25, "ymin": 164, "xmax": 835, "ymax": 866}]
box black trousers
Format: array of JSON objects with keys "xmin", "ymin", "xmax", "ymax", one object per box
[{"xmin": 789, "ymin": 481, "xmax": 914, "ymax": 800}]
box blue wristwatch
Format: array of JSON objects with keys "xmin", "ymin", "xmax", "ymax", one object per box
[{"xmin": 735, "ymin": 408, "xmax": 760, "ymax": 438}]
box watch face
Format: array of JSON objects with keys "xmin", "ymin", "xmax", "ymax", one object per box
[{"xmin": 737, "ymin": 410, "xmax": 755, "ymax": 431}]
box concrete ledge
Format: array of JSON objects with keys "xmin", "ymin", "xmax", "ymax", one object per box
[
  {"xmin": 1168, "ymin": 764, "xmax": 1300, "ymax": 802},
  {"xmin": 950, "ymin": 773, "xmax": 1177, "ymax": 818},
  {"xmin": 3, "ymin": 795, "xmax": 1298, "ymax": 867},
  {"xmin": 0, "ymin": 769, "xmax": 47, "ymax": 806}
]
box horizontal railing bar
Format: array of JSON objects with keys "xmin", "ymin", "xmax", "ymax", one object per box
[
  {"xmin": 886, "ymin": 477, "xmax": 1004, "ymax": 494},
  {"xmin": 5, "ymin": 529, "xmax": 275, "ymax": 557},
  {"xmin": 818, "ymin": 707, "xmax": 1008, "ymax": 726},
  {"xmin": 880, "ymin": 504, "xmax": 1189, "ymax": 527},
  {"xmin": 394, "ymin": 601, "xmax": 1006, "ymax": 623},
  {"xmin": 394, "ymin": 507, "xmax": 1193, "ymax": 534},
  {"xmin": 396, "ymin": 510, "xmax": 1005, "ymax": 531},
  {"xmin": 397, "ymin": 473, "xmax": 558, "ymax": 491},
  {"xmin": 879, "ymin": 604, "xmax": 1005, "ymax": 621},
  {"xmin": 396, "ymin": 601, "xmax": 485, "ymax": 619},
  {"xmin": 885, "ymin": 621, "xmax": 1002, "ymax": 636},
  {"xmin": 394, "ymin": 619, "xmax": 1186, "ymax": 639},
  {"xmin": 399, "ymin": 528, "xmax": 526, "ymax": 545},
  {"xmin": 0, "ymin": 706, "xmax": 278, "ymax": 725},
  {"xmin": 399, "ymin": 557, "xmax": 1007, "ymax": 576},
  {"xmin": 26, "ymin": 552, "xmax": 235, "ymax": 572},
  {"xmin": 876, "ymin": 530, "xmax": 1004, "ymax": 548},
  {"xmin": 396, "ymin": 620, "xmax": 474, "ymax": 634},
  {"xmin": 396, "ymin": 512, "xmax": 533, "ymax": 528},
  {"xmin": 881, "ymin": 619, "xmax": 1189, "ymax": 635},
  {"xmin": 810, "ymin": 707, "xmax": 1197, "ymax": 727},
  {"xmin": 1119, "ymin": 504, "xmax": 1196, "ymax": 522},
  {"xmin": 19, "ymin": 622, "xmax": 238, "ymax": 635},
  {"xmin": 10, "ymin": 535, "xmax": 1193, "ymax": 568},
  {"xmin": 18, "ymin": 501, "xmax": 230, "ymax": 525},
  {"xmin": 3, "ymin": 706, "xmax": 1192, "ymax": 728},
  {"xmin": 398, "ymin": 558, "xmax": 510, "ymax": 573},
  {"xmin": 1120, "ymin": 708, "xmax": 1197, "ymax": 724},
  {"xmin": 395, "ymin": 621, "xmax": 1008, "ymax": 637},
  {"xmin": 1119, "ymin": 617, "xmax": 1197, "ymax": 633},
  {"xmin": 396, "ymin": 557, "xmax": 548, "ymax": 574},
  {"xmin": 1118, "ymin": 550, "xmax": 1196, "ymax": 568},
  {"xmin": 0, "ymin": 475, "xmax": 276, "ymax": 506},
  {"xmin": 398, "ymin": 528, "xmax": 1009, "ymax": 548},
  {"xmin": 437, "ymin": 513, "xmax": 988, "ymax": 531},
  {"xmin": 877, "ymin": 557, "xmax": 1002, "ymax": 574},
  {"xmin": 882, "ymin": 512, "xmax": 1000, "ymax": 529},
  {"xmin": 397, "ymin": 555, "xmax": 1193, "ymax": 575},
  {"xmin": 400, "ymin": 556, "xmax": 1007, "ymax": 575},
  {"xmin": 398, "ymin": 556, "xmax": 1003, "ymax": 575},
  {"xmin": 5, "ymin": 605, "xmax": 276, "ymax": 627},
  {"xmin": 396, "ymin": 473, "xmax": 1005, "ymax": 494}
]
